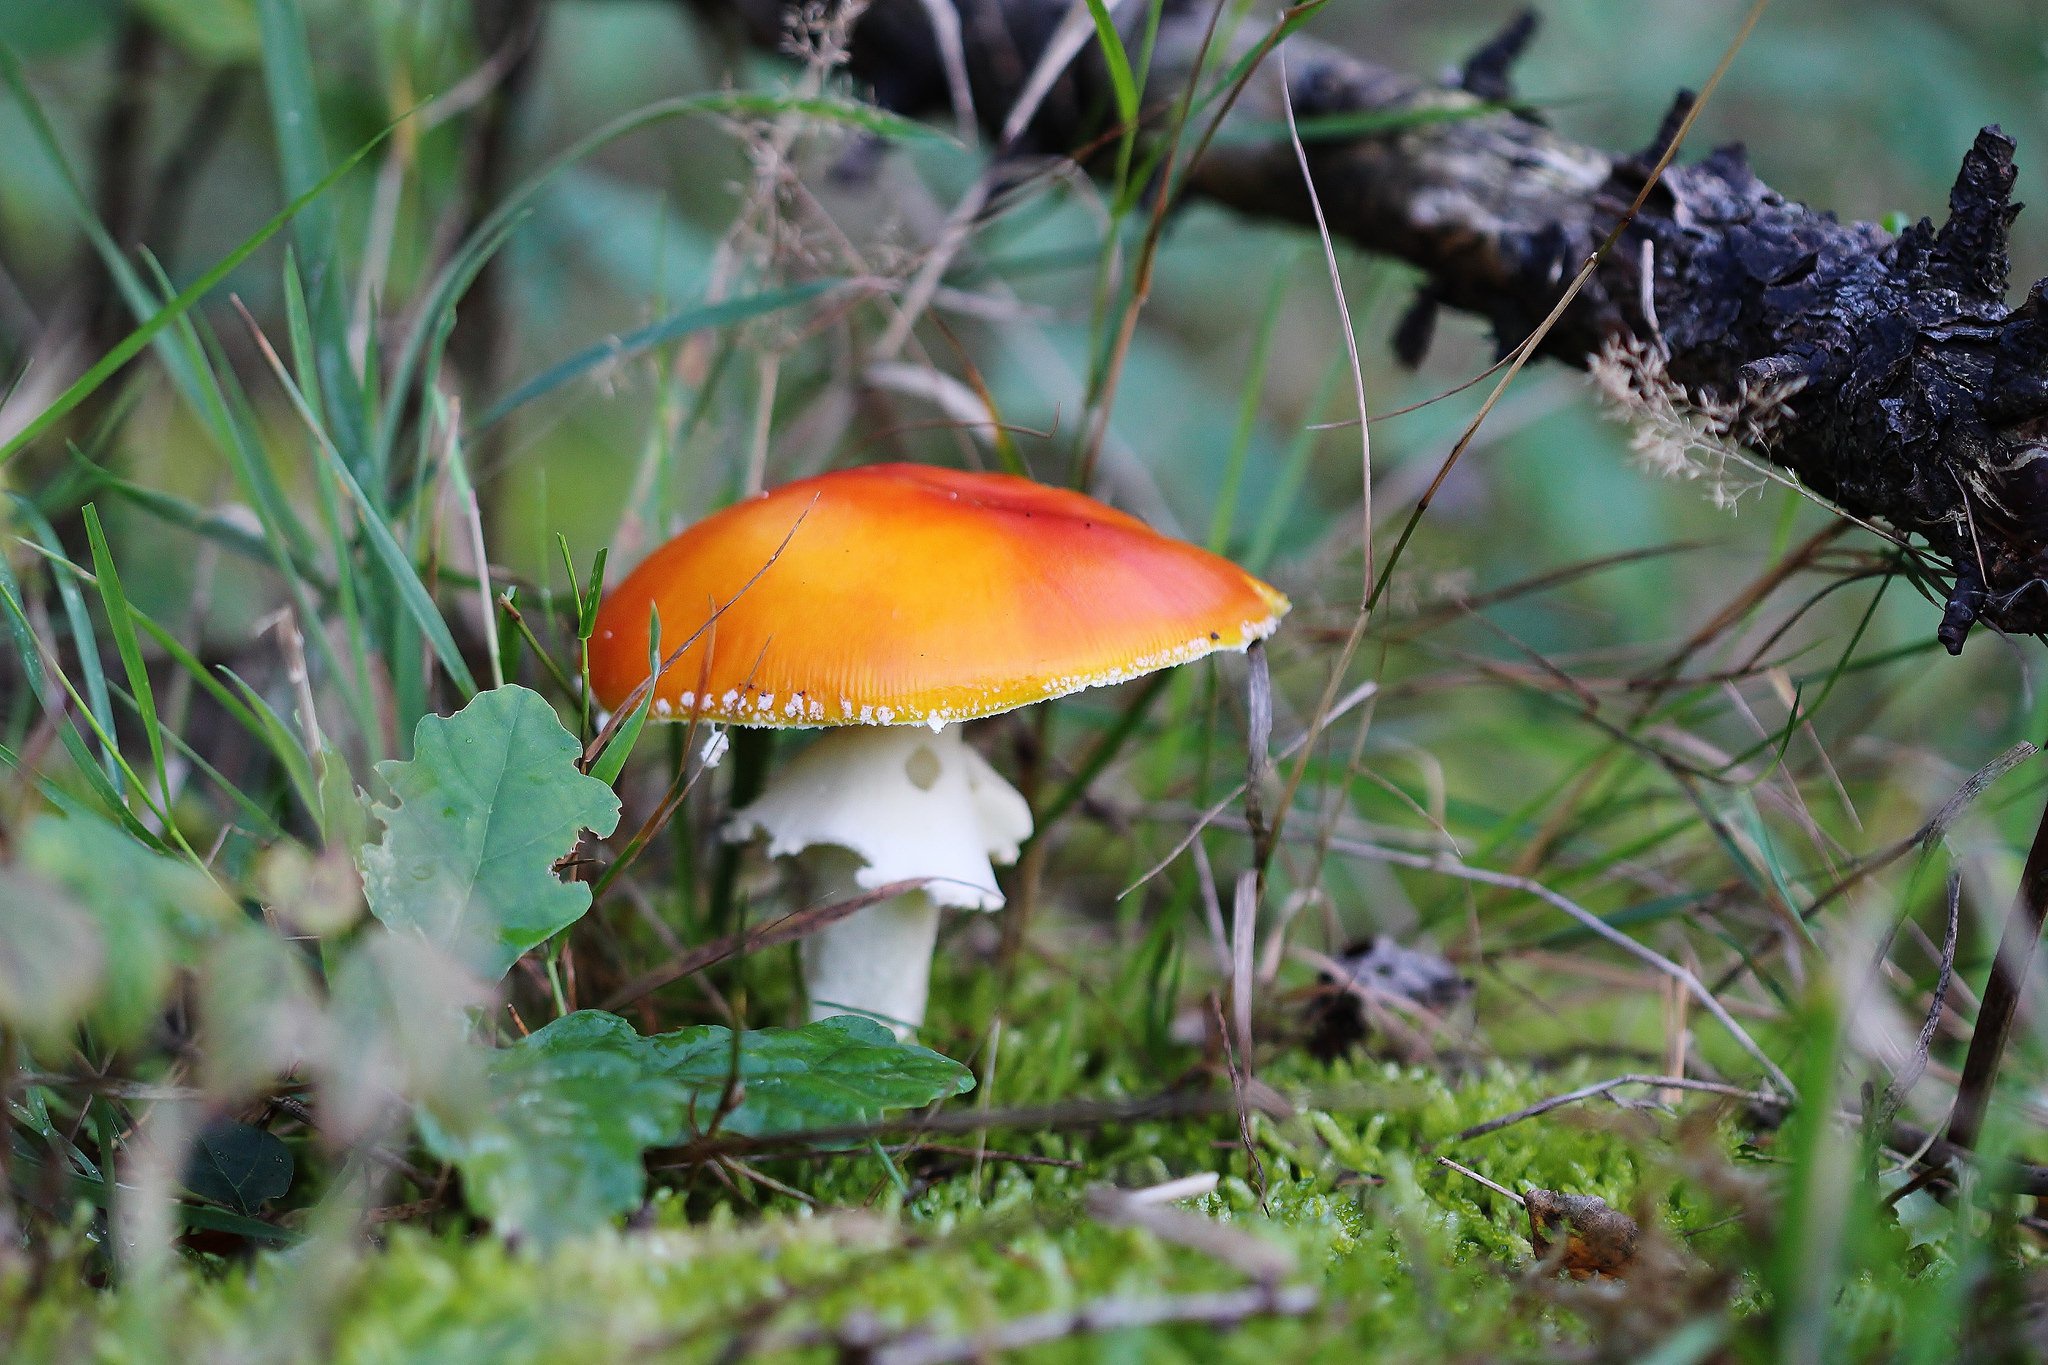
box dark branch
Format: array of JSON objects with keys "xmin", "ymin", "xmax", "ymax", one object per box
[
  {"xmin": 694, "ymin": 0, "xmax": 2048, "ymax": 652},
  {"xmin": 1455, "ymin": 7, "xmax": 1539, "ymax": 105}
]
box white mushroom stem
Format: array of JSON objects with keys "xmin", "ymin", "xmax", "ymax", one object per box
[
  {"xmin": 796, "ymin": 848, "xmax": 944, "ymax": 1037},
  {"xmin": 726, "ymin": 724, "xmax": 1033, "ymax": 1038}
]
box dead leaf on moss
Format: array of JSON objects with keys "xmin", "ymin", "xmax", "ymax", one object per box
[{"xmin": 1525, "ymin": 1188, "xmax": 1640, "ymax": 1280}]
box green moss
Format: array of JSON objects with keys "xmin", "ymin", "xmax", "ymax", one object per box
[{"xmin": 1, "ymin": 1055, "xmax": 1728, "ymax": 1363}]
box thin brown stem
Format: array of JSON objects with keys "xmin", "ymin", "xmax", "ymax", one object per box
[{"xmin": 1945, "ymin": 783, "xmax": 2048, "ymax": 1153}]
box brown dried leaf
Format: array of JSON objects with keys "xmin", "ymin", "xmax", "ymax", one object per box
[{"xmin": 1525, "ymin": 1188, "xmax": 1640, "ymax": 1280}]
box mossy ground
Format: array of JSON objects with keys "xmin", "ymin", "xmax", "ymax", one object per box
[{"xmin": 7, "ymin": 961, "xmax": 1962, "ymax": 1364}]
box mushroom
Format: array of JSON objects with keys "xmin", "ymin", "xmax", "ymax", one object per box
[{"xmin": 588, "ymin": 463, "xmax": 1288, "ymax": 1037}]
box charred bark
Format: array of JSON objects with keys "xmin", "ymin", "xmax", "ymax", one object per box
[{"xmin": 694, "ymin": 0, "xmax": 2048, "ymax": 653}]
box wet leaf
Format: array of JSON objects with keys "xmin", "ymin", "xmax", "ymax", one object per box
[{"xmin": 184, "ymin": 1120, "xmax": 294, "ymax": 1215}]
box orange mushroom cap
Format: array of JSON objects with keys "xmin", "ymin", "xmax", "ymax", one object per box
[{"xmin": 588, "ymin": 463, "xmax": 1289, "ymax": 728}]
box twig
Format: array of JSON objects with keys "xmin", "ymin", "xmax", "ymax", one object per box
[
  {"xmin": 824, "ymin": 1283, "xmax": 1320, "ymax": 1365},
  {"xmin": 1436, "ymin": 1156, "xmax": 1525, "ymax": 1206},
  {"xmin": 601, "ymin": 879, "xmax": 928, "ymax": 1009},
  {"xmin": 715, "ymin": 0, "xmax": 2048, "ymax": 641},
  {"xmin": 1319, "ymin": 834, "xmax": 1795, "ymax": 1095},
  {"xmin": 1878, "ymin": 870, "xmax": 1961, "ymax": 1123},
  {"xmin": 1813, "ymin": 743, "xmax": 2038, "ymax": 921},
  {"xmin": 1213, "ymin": 989, "xmax": 1268, "ymax": 1212},
  {"xmin": 1708, "ymin": 740, "xmax": 2037, "ymax": 995},
  {"xmin": 895, "ymin": 1142, "xmax": 1079, "ymax": 1171},
  {"xmin": 722, "ymin": 1157, "xmax": 819, "ymax": 1206},
  {"xmin": 1277, "ymin": 44, "xmax": 1372, "ymax": 595},
  {"xmin": 1120, "ymin": 679, "xmax": 1379, "ymax": 899},
  {"xmin": 1122, "ymin": 1172, "xmax": 1221, "ymax": 1205},
  {"xmin": 1454, "ymin": 1069, "xmax": 2048, "ymax": 1202},
  {"xmin": 911, "ymin": 0, "xmax": 977, "ymax": 142},
  {"xmin": 1945, "ymin": 785, "xmax": 2048, "ymax": 1154},
  {"xmin": 1230, "ymin": 870, "xmax": 1257, "ymax": 1062},
  {"xmin": 1086, "ymin": 1179, "xmax": 1294, "ymax": 1282},
  {"xmin": 872, "ymin": 0, "xmax": 1127, "ymax": 361},
  {"xmin": 1445, "ymin": 1073, "xmax": 1776, "ymax": 1146}
]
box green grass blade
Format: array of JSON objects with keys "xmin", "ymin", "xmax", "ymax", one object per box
[
  {"xmin": 25, "ymin": 530, "xmax": 319, "ymax": 819},
  {"xmin": 134, "ymin": 618, "xmax": 315, "ymax": 820},
  {"xmin": 1247, "ymin": 357, "xmax": 1344, "ymax": 572},
  {"xmin": 282, "ymin": 251, "xmax": 376, "ymax": 734},
  {"xmin": 215, "ymin": 666, "xmax": 323, "ymax": 820},
  {"xmin": 0, "ymin": 47, "xmax": 394, "ymax": 467},
  {"xmin": 256, "ymin": 0, "xmax": 368, "ymax": 483},
  {"xmin": 249, "ymin": 320, "xmax": 479, "ymax": 698},
  {"xmin": 0, "ymin": 530, "xmax": 130, "ymax": 816},
  {"xmin": 588, "ymin": 687, "xmax": 656, "ymax": 787},
  {"xmin": 1082, "ymin": 0, "xmax": 1140, "ymax": 128},
  {"xmin": 80, "ymin": 504, "xmax": 168, "ymax": 806},
  {"xmin": 101, "ymin": 675, "xmax": 288, "ymax": 839},
  {"xmin": 473, "ymin": 281, "xmax": 840, "ymax": 431},
  {"xmin": 378, "ymin": 93, "xmax": 911, "ymax": 476},
  {"xmin": 1208, "ymin": 254, "xmax": 1295, "ymax": 552},
  {"xmin": 139, "ymin": 253, "xmax": 322, "ymax": 567},
  {"xmin": 16, "ymin": 619, "xmax": 207, "ymax": 867},
  {"xmin": 701, "ymin": 92, "xmax": 951, "ymax": 141},
  {"xmin": 10, "ymin": 500, "xmax": 121, "ymax": 793},
  {"xmin": 280, "ymin": 246, "xmax": 330, "ymax": 431},
  {"xmin": 83, "ymin": 467, "xmax": 329, "ymax": 591},
  {"xmin": 1036, "ymin": 670, "xmax": 1175, "ymax": 831}
]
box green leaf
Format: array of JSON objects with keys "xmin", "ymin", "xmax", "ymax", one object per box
[
  {"xmin": 64, "ymin": 1170, "xmax": 292, "ymax": 1244},
  {"xmin": 421, "ymin": 1011, "xmax": 973, "ymax": 1244},
  {"xmin": 643, "ymin": 1013, "xmax": 976, "ymax": 1139},
  {"xmin": 416, "ymin": 1011, "xmax": 690, "ymax": 1246},
  {"xmin": 0, "ymin": 809, "xmax": 237, "ymax": 1049},
  {"xmin": 359, "ymin": 686, "xmax": 621, "ymax": 980},
  {"xmin": 184, "ymin": 1120, "xmax": 294, "ymax": 1215},
  {"xmin": 0, "ymin": 870, "xmax": 104, "ymax": 1048}
]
